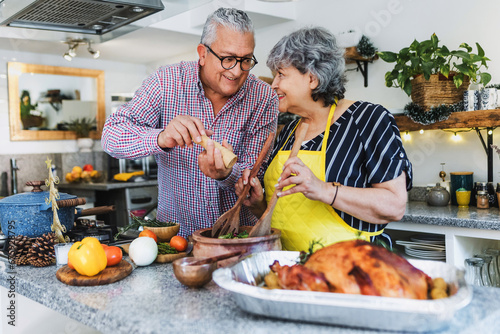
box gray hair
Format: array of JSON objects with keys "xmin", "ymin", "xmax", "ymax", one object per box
[
  {"xmin": 267, "ymin": 27, "xmax": 347, "ymax": 106},
  {"xmin": 200, "ymin": 7, "xmax": 254, "ymax": 46}
]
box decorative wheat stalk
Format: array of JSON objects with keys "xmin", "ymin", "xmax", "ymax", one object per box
[{"xmin": 44, "ymin": 158, "xmax": 67, "ymax": 243}]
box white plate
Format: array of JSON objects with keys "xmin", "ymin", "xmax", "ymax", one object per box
[
  {"xmin": 410, "ymin": 234, "xmax": 445, "ymax": 245},
  {"xmin": 396, "ymin": 240, "xmax": 445, "ymax": 251}
]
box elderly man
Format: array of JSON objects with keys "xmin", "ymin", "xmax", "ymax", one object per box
[{"xmin": 102, "ymin": 7, "xmax": 278, "ymax": 237}]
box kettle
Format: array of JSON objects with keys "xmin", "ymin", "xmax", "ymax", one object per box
[{"xmin": 427, "ymin": 183, "xmax": 450, "ymax": 206}]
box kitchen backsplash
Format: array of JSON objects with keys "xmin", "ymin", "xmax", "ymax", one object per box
[{"xmin": 0, "ymin": 152, "xmax": 108, "ymax": 195}]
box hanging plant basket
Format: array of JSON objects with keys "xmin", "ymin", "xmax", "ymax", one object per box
[{"xmin": 410, "ymin": 73, "xmax": 469, "ymax": 111}]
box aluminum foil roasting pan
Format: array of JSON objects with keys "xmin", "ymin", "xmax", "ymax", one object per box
[{"xmin": 212, "ymin": 251, "xmax": 472, "ymax": 332}]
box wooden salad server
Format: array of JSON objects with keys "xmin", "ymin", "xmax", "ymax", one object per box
[
  {"xmin": 248, "ymin": 122, "xmax": 309, "ymax": 238},
  {"xmin": 211, "ymin": 132, "xmax": 275, "ymax": 238}
]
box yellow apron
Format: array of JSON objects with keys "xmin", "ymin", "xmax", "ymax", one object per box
[{"xmin": 264, "ymin": 104, "xmax": 383, "ymax": 251}]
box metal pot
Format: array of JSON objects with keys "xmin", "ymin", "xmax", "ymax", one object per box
[{"xmin": 0, "ymin": 180, "xmax": 100, "ymax": 238}]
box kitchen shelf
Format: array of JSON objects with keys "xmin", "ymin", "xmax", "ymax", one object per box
[
  {"xmin": 394, "ymin": 108, "xmax": 500, "ymax": 182},
  {"xmin": 393, "ymin": 109, "xmax": 500, "ymax": 131},
  {"xmin": 345, "ymin": 47, "xmax": 378, "ymax": 87}
]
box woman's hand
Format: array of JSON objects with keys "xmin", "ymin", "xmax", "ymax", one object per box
[
  {"xmin": 235, "ymin": 169, "xmax": 267, "ymax": 217},
  {"xmin": 277, "ymin": 156, "xmax": 332, "ymax": 204}
]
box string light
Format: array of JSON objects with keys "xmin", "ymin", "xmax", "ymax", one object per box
[
  {"xmin": 403, "ymin": 131, "xmax": 411, "ymax": 141},
  {"xmin": 419, "ymin": 129, "xmax": 424, "ymax": 134}
]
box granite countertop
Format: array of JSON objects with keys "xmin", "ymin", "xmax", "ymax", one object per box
[
  {"xmin": 57, "ymin": 180, "xmax": 158, "ymax": 191},
  {"xmin": 402, "ymin": 201, "xmax": 500, "ymax": 231},
  {"xmin": 2, "ymin": 257, "xmax": 500, "ymax": 334}
]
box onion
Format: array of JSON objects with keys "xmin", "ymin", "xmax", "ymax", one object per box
[{"xmin": 128, "ymin": 237, "xmax": 158, "ymax": 266}]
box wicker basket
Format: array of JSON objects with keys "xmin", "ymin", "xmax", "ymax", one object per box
[{"xmin": 410, "ymin": 73, "xmax": 469, "ymax": 111}]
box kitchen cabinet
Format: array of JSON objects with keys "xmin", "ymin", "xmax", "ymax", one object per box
[{"xmin": 386, "ymin": 202, "xmax": 500, "ymax": 269}]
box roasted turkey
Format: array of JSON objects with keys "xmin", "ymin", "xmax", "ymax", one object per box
[{"xmin": 270, "ymin": 239, "xmax": 432, "ymax": 299}]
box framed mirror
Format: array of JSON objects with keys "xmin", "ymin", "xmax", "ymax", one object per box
[{"xmin": 8, "ymin": 62, "xmax": 105, "ymax": 141}]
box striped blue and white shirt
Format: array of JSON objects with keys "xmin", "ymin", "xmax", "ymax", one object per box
[{"xmin": 270, "ymin": 101, "xmax": 412, "ymax": 243}]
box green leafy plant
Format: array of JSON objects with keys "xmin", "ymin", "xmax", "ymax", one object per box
[
  {"xmin": 66, "ymin": 117, "xmax": 97, "ymax": 138},
  {"xmin": 378, "ymin": 33, "xmax": 491, "ymax": 96}
]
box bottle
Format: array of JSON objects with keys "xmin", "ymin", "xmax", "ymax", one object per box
[
  {"xmin": 476, "ymin": 191, "xmax": 489, "ymax": 209},
  {"xmin": 487, "ymin": 182, "xmax": 497, "ymax": 208}
]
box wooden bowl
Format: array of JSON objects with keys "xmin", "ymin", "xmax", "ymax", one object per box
[
  {"xmin": 173, "ymin": 257, "xmax": 217, "ymax": 288},
  {"xmin": 191, "ymin": 226, "xmax": 282, "ymax": 268},
  {"xmin": 144, "ymin": 224, "xmax": 180, "ymax": 242}
]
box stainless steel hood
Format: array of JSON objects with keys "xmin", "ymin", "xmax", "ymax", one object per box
[{"xmin": 0, "ymin": 0, "xmax": 164, "ymax": 35}]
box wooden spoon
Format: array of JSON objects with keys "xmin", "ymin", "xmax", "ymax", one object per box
[
  {"xmin": 211, "ymin": 132, "xmax": 276, "ymax": 238},
  {"xmin": 187, "ymin": 250, "xmax": 245, "ymax": 266},
  {"xmin": 248, "ymin": 122, "xmax": 309, "ymax": 238}
]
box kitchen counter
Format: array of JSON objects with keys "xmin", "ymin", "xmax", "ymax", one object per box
[
  {"xmin": 401, "ymin": 201, "xmax": 500, "ymax": 231},
  {"xmin": 57, "ymin": 180, "xmax": 158, "ymax": 192},
  {"xmin": 2, "ymin": 258, "xmax": 500, "ymax": 334}
]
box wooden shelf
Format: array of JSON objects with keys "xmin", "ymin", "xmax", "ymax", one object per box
[
  {"xmin": 393, "ymin": 109, "xmax": 500, "ymax": 131},
  {"xmin": 344, "ymin": 47, "xmax": 378, "ymax": 87}
]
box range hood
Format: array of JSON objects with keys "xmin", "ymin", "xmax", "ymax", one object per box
[{"xmin": 0, "ymin": 0, "xmax": 164, "ymax": 35}]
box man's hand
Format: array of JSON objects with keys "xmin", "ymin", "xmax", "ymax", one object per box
[
  {"xmin": 157, "ymin": 115, "xmax": 212, "ymax": 149},
  {"xmin": 198, "ymin": 138, "xmax": 233, "ymax": 180}
]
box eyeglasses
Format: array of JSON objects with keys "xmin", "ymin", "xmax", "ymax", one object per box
[{"xmin": 204, "ymin": 44, "xmax": 258, "ymax": 71}]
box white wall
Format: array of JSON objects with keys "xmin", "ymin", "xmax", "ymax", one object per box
[{"xmin": 0, "ymin": 50, "xmax": 148, "ymax": 155}]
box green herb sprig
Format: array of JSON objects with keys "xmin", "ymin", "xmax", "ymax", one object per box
[
  {"xmin": 218, "ymin": 230, "xmax": 249, "ymax": 239},
  {"xmin": 157, "ymin": 242, "xmax": 179, "ymax": 254},
  {"xmin": 298, "ymin": 240, "xmax": 324, "ymax": 265},
  {"xmin": 113, "ymin": 214, "xmax": 177, "ymax": 241}
]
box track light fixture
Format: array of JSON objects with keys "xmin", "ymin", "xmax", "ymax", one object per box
[{"xmin": 62, "ymin": 38, "xmax": 100, "ymax": 61}]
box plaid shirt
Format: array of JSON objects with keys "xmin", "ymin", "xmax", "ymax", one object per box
[{"xmin": 102, "ymin": 61, "xmax": 278, "ymax": 237}]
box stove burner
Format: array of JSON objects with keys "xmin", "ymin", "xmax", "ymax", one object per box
[{"xmin": 68, "ymin": 218, "xmax": 113, "ymax": 244}]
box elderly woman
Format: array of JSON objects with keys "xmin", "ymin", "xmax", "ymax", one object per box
[{"xmin": 236, "ymin": 27, "xmax": 412, "ymax": 251}]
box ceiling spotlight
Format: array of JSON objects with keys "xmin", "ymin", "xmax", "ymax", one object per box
[
  {"xmin": 63, "ymin": 52, "xmax": 73, "ymax": 61},
  {"xmin": 62, "ymin": 38, "xmax": 101, "ymax": 61},
  {"xmin": 87, "ymin": 40, "xmax": 100, "ymax": 59}
]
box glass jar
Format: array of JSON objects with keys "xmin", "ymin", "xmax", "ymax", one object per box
[
  {"xmin": 472, "ymin": 181, "xmax": 487, "ymax": 207},
  {"xmin": 484, "ymin": 248, "xmax": 500, "ymax": 287},
  {"xmin": 465, "ymin": 257, "xmax": 485, "ymax": 286},
  {"xmin": 474, "ymin": 254, "xmax": 493, "ymax": 287},
  {"xmin": 477, "ymin": 191, "xmax": 490, "ymax": 209}
]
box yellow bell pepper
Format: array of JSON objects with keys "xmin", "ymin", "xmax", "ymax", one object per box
[{"xmin": 68, "ymin": 237, "xmax": 107, "ymax": 276}]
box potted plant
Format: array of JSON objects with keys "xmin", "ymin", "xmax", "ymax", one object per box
[
  {"xmin": 67, "ymin": 117, "xmax": 96, "ymax": 152},
  {"xmin": 378, "ymin": 33, "xmax": 491, "ymax": 110}
]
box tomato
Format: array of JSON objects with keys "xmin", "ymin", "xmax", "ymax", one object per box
[
  {"xmin": 83, "ymin": 164, "xmax": 94, "ymax": 172},
  {"xmin": 67, "ymin": 258, "xmax": 75, "ymax": 270},
  {"xmin": 170, "ymin": 236, "xmax": 188, "ymax": 252},
  {"xmin": 101, "ymin": 244, "xmax": 123, "ymax": 267},
  {"xmin": 139, "ymin": 229, "xmax": 158, "ymax": 243}
]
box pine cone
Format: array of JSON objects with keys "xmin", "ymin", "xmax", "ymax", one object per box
[
  {"xmin": 28, "ymin": 233, "xmax": 56, "ymax": 267},
  {"xmin": 8, "ymin": 235, "xmax": 32, "ymax": 266}
]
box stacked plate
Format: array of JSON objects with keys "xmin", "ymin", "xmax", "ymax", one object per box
[{"xmin": 396, "ymin": 234, "xmax": 446, "ymax": 260}]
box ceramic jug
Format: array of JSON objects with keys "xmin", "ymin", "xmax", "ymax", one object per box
[{"xmin": 427, "ymin": 183, "xmax": 450, "ymax": 206}]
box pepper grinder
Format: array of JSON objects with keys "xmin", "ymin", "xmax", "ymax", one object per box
[
  {"xmin": 439, "ymin": 163, "xmax": 446, "ymax": 182},
  {"xmin": 439, "ymin": 163, "xmax": 451, "ymax": 193}
]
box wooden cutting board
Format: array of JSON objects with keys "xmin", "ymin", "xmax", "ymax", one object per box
[{"xmin": 56, "ymin": 260, "xmax": 133, "ymax": 286}]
